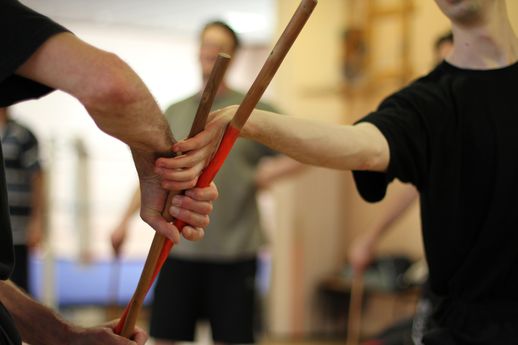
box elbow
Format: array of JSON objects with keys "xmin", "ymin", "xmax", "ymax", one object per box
[
  {"xmin": 79, "ymin": 52, "xmax": 141, "ymax": 111},
  {"xmin": 356, "ymin": 142, "xmax": 389, "ymax": 172}
]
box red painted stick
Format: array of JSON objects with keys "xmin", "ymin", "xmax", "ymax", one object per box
[{"xmin": 115, "ymin": 53, "xmax": 230, "ymax": 337}]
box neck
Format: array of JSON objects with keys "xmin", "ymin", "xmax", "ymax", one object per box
[{"xmin": 447, "ymin": 4, "xmax": 518, "ymax": 69}]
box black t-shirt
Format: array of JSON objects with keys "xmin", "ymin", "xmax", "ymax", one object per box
[
  {"xmin": 0, "ymin": 0, "xmax": 67, "ymax": 281},
  {"xmin": 0, "ymin": 1, "xmax": 66, "ymax": 342},
  {"xmin": 354, "ymin": 61, "xmax": 518, "ymax": 338}
]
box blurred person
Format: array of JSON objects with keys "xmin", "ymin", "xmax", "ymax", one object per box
[
  {"xmin": 0, "ymin": 0, "xmax": 219, "ymax": 344},
  {"xmin": 0, "ymin": 107, "xmax": 44, "ymax": 294},
  {"xmin": 172, "ymin": 1, "xmax": 518, "ymax": 343},
  {"xmin": 111, "ymin": 20, "xmax": 303, "ymax": 345}
]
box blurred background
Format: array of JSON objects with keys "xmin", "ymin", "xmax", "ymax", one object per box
[{"xmin": 8, "ymin": 0, "xmax": 518, "ymax": 344}]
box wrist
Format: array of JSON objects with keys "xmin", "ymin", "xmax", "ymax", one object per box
[{"xmin": 40, "ymin": 318, "xmax": 79, "ymax": 344}]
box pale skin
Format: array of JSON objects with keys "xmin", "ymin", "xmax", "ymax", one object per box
[{"xmin": 1, "ymin": 30, "xmax": 218, "ymax": 344}]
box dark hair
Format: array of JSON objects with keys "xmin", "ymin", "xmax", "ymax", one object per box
[
  {"xmin": 435, "ymin": 31, "xmax": 453, "ymax": 51},
  {"xmin": 201, "ymin": 20, "xmax": 241, "ymax": 51}
]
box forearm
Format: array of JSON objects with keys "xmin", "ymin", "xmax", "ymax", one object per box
[
  {"xmin": 16, "ymin": 33, "xmax": 175, "ymax": 154},
  {"xmin": 0, "ymin": 281, "xmax": 74, "ymax": 344},
  {"xmin": 241, "ymin": 110, "xmax": 389, "ymax": 172}
]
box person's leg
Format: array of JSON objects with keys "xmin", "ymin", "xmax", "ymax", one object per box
[
  {"xmin": 149, "ymin": 257, "xmax": 206, "ymax": 343},
  {"xmin": 208, "ymin": 257, "xmax": 258, "ymax": 344}
]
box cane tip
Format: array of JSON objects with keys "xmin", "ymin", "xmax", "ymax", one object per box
[{"xmin": 218, "ymin": 53, "xmax": 231, "ymax": 60}]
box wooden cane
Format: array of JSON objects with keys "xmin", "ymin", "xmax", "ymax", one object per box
[
  {"xmin": 117, "ymin": 0, "xmax": 317, "ymax": 337},
  {"xmin": 346, "ymin": 272, "xmax": 364, "ymax": 345},
  {"xmin": 115, "ymin": 53, "xmax": 230, "ymax": 337}
]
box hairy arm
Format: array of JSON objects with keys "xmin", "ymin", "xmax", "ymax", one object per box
[
  {"xmin": 0, "ymin": 281, "xmax": 146, "ymax": 345},
  {"xmin": 16, "ymin": 32, "xmax": 174, "ymax": 153},
  {"xmin": 15, "ymin": 32, "xmax": 213, "ymax": 241}
]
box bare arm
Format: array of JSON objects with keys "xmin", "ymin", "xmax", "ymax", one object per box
[
  {"xmin": 15, "ymin": 32, "xmax": 213, "ymax": 241},
  {"xmin": 170, "ymin": 106, "xmax": 390, "ymax": 174},
  {"xmin": 0, "ymin": 281, "xmax": 146, "ymax": 345},
  {"xmin": 16, "ymin": 33, "xmax": 173, "ymax": 154},
  {"xmin": 242, "ymin": 109, "xmax": 390, "ymax": 172}
]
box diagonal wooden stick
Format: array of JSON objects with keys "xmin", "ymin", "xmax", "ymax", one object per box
[
  {"xmin": 117, "ymin": 0, "xmax": 317, "ymax": 337},
  {"xmin": 115, "ymin": 53, "xmax": 230, "ymax": 337}
]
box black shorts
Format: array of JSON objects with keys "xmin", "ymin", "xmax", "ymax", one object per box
[{"xmin": 149, "ymin": 256, "xmax": 257, "ymax": 344}]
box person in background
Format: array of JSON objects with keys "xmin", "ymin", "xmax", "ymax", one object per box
[
  {"xmin": 111, "ymin": 20, "xmax": 304, "ymax": 345},
  {"xmin": 0, "ymin": 0, "xmax": 218, "ymax": 344},
  {"xmin": 0, "ymin": 107, "xmax": 44, "ymax": 294}
]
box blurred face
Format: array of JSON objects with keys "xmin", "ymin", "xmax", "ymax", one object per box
[
  {"xmin": 199, "ymin": 25, "xmax": 236, "ymax": 79},
  {"xmin": 434, "ymin": 0, "xmax": 495, "ymax": 25}
]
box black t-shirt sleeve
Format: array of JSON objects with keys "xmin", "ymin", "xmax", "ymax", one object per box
[
  {"xmin": 0, "ymin": 0, "xmax": 69, "ymax": 106},
  {"xmin": 352, "ymin": 87, "xmax": 431, "ymax": 202}
]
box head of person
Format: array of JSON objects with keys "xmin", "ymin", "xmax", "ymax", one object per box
[
  {"xmin": 199, "ymin": 20, "xmax": 240, "ymax": 81},
  {"xmin": 434, "ymin": 0, "xmax": 505, "ymax": 27},
  {"xmin": 434, "ymin": 31, "xmax": 454, "ymax": 63}
]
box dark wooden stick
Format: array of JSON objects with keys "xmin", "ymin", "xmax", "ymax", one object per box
[{"xmin": 117, "ymin": 53, "xmax": 230, "ymax": 337}]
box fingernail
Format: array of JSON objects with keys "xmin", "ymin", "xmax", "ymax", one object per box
[
  {"xmin": 170, "ymin": 206, "xmax": 179, "ymax": 217},
  {"xmin": 171, "ymin": 195, "xmax": 182, "ymax": 206}
]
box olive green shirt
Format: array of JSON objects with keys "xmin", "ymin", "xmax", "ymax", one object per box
[{"xmin": 166, "ymin": 89, "xmax": 277, "ymax": 261}]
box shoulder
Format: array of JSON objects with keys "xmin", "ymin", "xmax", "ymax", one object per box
[
  {"xmin": 377, "ymin": 65, "xmax": 453, "ymax": 119},
  {"xmin": 0, "ymin": 0, "xmax": 69, "ymax": 105}
]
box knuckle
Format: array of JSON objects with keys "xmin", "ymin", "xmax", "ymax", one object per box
[{"xmin": 200, "ymin": 216, "xmax": 210, "ymax": 228}]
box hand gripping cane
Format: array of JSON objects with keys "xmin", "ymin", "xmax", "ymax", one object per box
[
  {"xmin": 116, "ymin": 0, "xmax": 318, "ymax": 337},
  {"xmin": 115, "ymin": 53, "xmax": 230, "ymax": 337}
]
